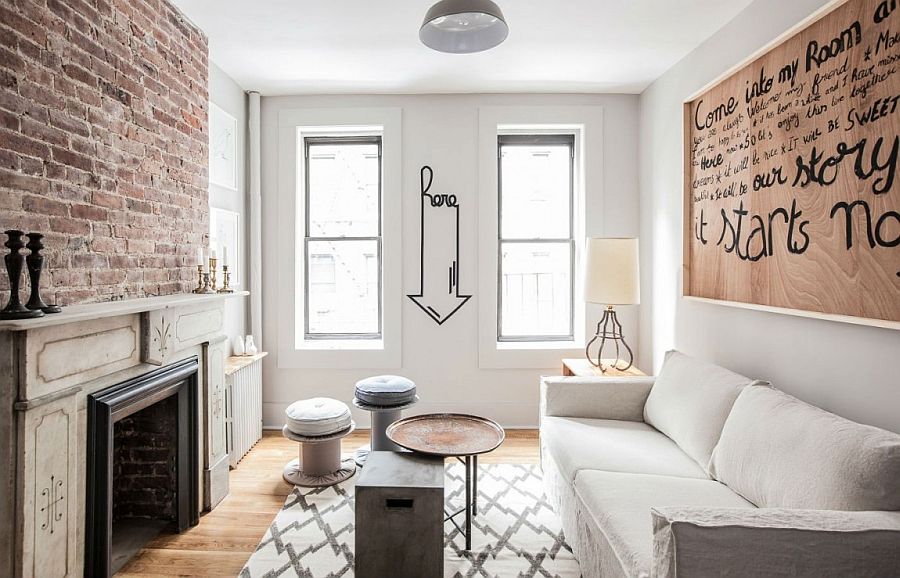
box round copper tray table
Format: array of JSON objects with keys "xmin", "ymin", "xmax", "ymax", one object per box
[{"xmin": 386, "ymin": 413, "xmax": 505, "ymax": 551}]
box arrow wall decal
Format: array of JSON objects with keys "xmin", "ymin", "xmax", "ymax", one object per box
[{"xmin": 407, "ymin": 165, "xmax": 472, "ymax": 325}]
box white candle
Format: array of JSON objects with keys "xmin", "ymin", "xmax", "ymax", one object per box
[
  {"xmin": 211, "ymin": 248, "xmax": 217, "ymax": 260},
  {"xmin": 196, "ymin": 247, "xmax": 203, "ymax": 267},
  {"xmin": 222, "ymin": 246, "xmax": 228, "ymax": 266}
]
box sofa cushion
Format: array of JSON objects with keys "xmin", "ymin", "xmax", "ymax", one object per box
[
  {"xmin": 574, "ymin": 471, "xmax": 754, "ymax": 578},
  {"xmin": 643, "ymin": 350, "xmax": 754, "ymax": 474},
  {"xmin": 541, "ymin": 417, "xmax": 707, "ymax": 482},
  {"xmin": 710, "ymin": 385, "xmax": 900, "ymax": 511}
]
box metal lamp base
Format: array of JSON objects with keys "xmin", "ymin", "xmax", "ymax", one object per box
[{"xmin": 585, "ymin": 306, "xmax": 634, "ymax": 373}]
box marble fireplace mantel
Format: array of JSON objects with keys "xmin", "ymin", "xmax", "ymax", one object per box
[{"xmin": 0, "ymin": 291, "xmax": 248, "ymax": 578}]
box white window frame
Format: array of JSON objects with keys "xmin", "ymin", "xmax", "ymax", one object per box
[
  {"xmin": 302, "ymin": 135, "xmax": 383, "ymax": 341},
  {"xmin": 276, "ymin": 108, "xmax": 402, "ymax": 369},
  {"xmin": 497, "ymin": 133, "xmax": 576, "ymax": 343},
  {"xmin": 478, "ymin": 106, "xmax": 603, "ymax": 369}
]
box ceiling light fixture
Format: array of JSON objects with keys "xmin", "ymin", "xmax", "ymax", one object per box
[{"xmin": 419, "ymin": 0, "xmax": 508, "ymax": 54}]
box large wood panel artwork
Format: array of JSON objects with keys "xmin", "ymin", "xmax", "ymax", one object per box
[{"xmin": 685, "ymin": 0, "xmax": 900, "ymax": 325}]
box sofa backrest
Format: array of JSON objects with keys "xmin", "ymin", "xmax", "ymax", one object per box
[
  {"xmin": 710, "ymin": 385, "xmax": 900, "ymax": 511},
  {"xmin": 643, "ymin": 350, "xmax": 754, "ymax": 474}
]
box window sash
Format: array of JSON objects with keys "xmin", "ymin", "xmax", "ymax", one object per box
[
  {"xmin": 497, "ymin": 134, "xmax": 575, "ymax": 342},
  {"xmin": 303, "ymin": 135, "xmax": 383, "ymax": 340},
  {"xmin": 497, "ymin": 239, "xmax": 574, "ymax": 341}
]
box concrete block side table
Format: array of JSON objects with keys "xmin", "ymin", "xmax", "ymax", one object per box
[
  {"xmin": 355, "ymin": 451, "xmax": 444, "ymax": 578},
  {"xmin": 353, "ymin": 397, "xmax": 418, "ymax": 466}
]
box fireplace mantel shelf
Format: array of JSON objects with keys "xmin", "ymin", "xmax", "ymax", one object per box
[{"xmin": 0, "ymin": 291, "xmax": 249, "ymax": 331}]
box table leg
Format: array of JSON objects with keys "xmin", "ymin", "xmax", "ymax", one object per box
[
  {"xmin": 465, "ymin": 455, "xmax": 472, "ymax": 551},
  {"xmin": 472, "ymin": 454, "xmax": 478, "ymax": 517}
]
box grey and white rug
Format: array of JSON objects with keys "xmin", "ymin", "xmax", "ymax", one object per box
[{"xmin": 240, "ymin": 463, "xmax": 581, "ymax": 577}]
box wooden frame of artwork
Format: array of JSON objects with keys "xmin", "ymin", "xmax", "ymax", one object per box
[{"xmin": 683, "ymin": 0, "xmax": 900, "ymax": 330}]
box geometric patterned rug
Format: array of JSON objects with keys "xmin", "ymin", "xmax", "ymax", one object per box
[{"xmin": 239, "ymin": 463, "xmax": 582, "ymax": 577}]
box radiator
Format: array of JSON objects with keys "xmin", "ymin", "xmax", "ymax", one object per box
[{"xmin": 225, "ymin": 353, "xmax": 265, "ymax": 468}]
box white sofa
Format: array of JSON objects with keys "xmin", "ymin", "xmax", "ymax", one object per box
[{"xmin": 540, "ymin": 350, "xmax": 900, "ymax": 577}]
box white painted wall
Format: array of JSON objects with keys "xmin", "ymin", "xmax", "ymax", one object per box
[
  {"xmin": 639, "ymin": 0, "xmax": 900, "ymax": 433},
  {"xmin": 209, "ymin": 63, "xmax": 248, "ymax": 349},
  {"xmin": 261, "ymin": 94, "xmax": 640, "ymax": 428}
]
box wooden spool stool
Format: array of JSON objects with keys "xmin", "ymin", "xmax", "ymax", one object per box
[
  {"xmin": 282, "ymin": 397, "xmax": 356, "ymax": 487},
  {"xmin": 352, "ymin": 375, "xmax": 418, "ymax": 467}
]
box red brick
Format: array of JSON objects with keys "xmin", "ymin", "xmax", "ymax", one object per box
[
  {"xmin": 70, "ymin": 203, "xmax": 107, "ymax": 221},
  {"xmin": 49, "ymin": 217, "xmax": 91, "ymax": 235},
  {"xmin": 23, "ymin": 194, "xmax": 68, "ymax": 216},
  {"xmin": 92, "ymin": 190, "xmax": 125, "ymax": 209},
  {"xmin": 51, "ymin": 147, "xmax": 93, "ymax": 172}
]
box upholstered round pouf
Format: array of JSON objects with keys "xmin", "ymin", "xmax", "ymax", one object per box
[
  {"xmin": 354, "ymin": 375, "xmax": 417, "ymax": 407},
  {"xmin": 353, "ymin": 375, "xmax": 419, "ymax": 467},
  {"xmin": 285, "ymin": 397, "xmax": 352, "ymax": 437},
  {"xmin": 282, "ymin": 398, "xmax": 356, "ymax": 487}
]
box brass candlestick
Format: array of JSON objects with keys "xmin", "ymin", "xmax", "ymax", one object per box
[
  {"xmin": 201, "ymin": 272, "xmax": 215, "ymax": 294},
  {"xmin": 193, "ymin": 264, "xmax": 205, "ymax": 293},
  {"xmin": 217, "ymin": 264, "xmax": 234, "ymax": 293},
  {"xmin": 209, "ymin": 257, "xmax": 218, "ymax": 292}
]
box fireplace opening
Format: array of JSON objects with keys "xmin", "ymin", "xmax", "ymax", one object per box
[
  {"xmin": 86, "ymin": 357, "xmax": 199, "ymax": 577},
  {"xmin": 111, "ymin": 394, "xmax": 178, "ymax": 573}
]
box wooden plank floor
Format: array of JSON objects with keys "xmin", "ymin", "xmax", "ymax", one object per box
[{"xmin": 117, "ymin": 429, "xmax": 540, "ymax": 577}]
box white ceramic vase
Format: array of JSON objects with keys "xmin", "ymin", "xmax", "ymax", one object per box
[
  {"xmin": 245, "ymin": 335, "xmax": 258, "ymax": 356},
  {"xmin": 233, "ymin": 335, "xmax": 245, "ymax": 356}
]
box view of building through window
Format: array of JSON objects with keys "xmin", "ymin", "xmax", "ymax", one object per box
[
  {"xmin": 498, "ymin": 134, "xmax": 574, "ymax": 340},
  {"xmin": 304, "ymin": 137, "xmax": 382, "ymax": 338}
]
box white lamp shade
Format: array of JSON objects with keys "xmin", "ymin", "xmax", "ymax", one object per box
[
  {"xmin": 583, "ymin": 238, "xmax": 640, "ymax": 306},
  {"xmin": 420, "ymin": 0, "xmax": 509, "ymax": 54}
]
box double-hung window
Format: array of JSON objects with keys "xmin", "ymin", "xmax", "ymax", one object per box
[
  {"xmin": 497, "ymin": 134, "xmax": 575, "ymax": 341},
  {"xmin": 303, "ymin": 135, "xmax": 382, "ymax": 340}
]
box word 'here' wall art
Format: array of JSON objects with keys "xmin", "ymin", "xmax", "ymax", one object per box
[{"xmin": 684, "ymin": 0, "xmax": 900, "ymax": 327}]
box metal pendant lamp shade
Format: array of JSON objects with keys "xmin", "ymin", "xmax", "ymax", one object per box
[{"xmin": 420, "ymin": 0, "xmax": 509, "ymax": 54}]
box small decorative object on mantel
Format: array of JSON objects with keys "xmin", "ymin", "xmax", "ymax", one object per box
[
  {"xmin": 1, "ymin": 230, "xmax": 44, "ymax": 320},
  {"xmin": 209, "ymin": 250, "xmax": 218, "ymax": 292},
  {"xmin": 217, "ymin": 245, "xmax": 233, "ymax": 293},
  {"xmin": 193, "ymin": 248, "xmax": 206, "ymax": 294},
  {"xmin": 192, "ymin": 248, "xmax": 217, "ymax": 294},
  {"xmin": 25, "ymin": 233, "xmax": 61, "ymax": 314},
  {"xmin": 233, "ymin": 335, "xmax": 245, "ymax": 356}
]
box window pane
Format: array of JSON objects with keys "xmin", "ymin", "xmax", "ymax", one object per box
[
  {"xmin": 307, "ymin": 142, "xmax": 379, "ymax": 237},
  {"xmin": 307, "ymin": 239, "xmax": 379, "ymax": 335},
  {"xmin": 500, "ymin": 143, "xmax": 571, "ymax": 239},
  {"xmin": 500, "ymin": 242, "xmax": 571, "ymax": 338}
]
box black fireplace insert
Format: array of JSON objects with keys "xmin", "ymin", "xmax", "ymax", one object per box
[{"xmin": 85, "ymin": 357, "xmax": 199, "ymax": 577}]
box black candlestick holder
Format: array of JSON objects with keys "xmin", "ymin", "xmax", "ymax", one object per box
[
  {"xmin": 1, "ymin": 230, "xmax": 44, "ymax": 320},
  {"xmin": 25, "ymin": 233, "xmax": 61, "ymax": 314}
]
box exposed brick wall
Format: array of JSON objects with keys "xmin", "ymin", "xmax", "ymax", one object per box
[{"xmin": 0, "ymin": 0, "xmax": 209, "ymax": 306}]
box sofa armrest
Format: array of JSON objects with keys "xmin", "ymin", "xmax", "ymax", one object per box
[
  {"xmin": 539, "ymin": 376, "xmax": 655, "ymax": 421},
  {"xmin": 651, "ymin": 507, "xmax": 900, "ymax": 578}
]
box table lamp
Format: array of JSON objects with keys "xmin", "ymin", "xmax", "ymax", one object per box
[{"xmin": 583, "ymin": 237, "xmax": 640, "ymax": 372}]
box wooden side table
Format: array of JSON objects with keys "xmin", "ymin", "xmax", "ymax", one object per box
[{"xmin": 562, "ymin": 358, "xmax": 645, "ymax": 377}]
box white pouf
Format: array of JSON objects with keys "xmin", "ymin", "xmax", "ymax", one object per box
[{"xmin": 285, "ymin": 397, "xmax": 352, "ymax": 437}]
